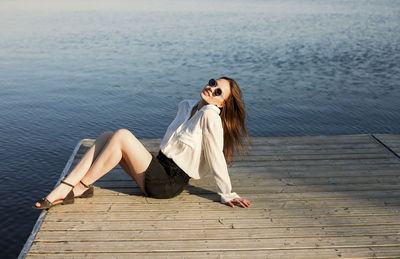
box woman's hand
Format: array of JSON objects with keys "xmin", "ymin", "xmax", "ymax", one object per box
[{"xmin": 227, "ymin": 198, "xmax": 251, "ymax": 208}]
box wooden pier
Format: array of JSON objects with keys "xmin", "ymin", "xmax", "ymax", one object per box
[{"xmin": 21, "ymin": 134, "xmax": 400, "ymax": 258}]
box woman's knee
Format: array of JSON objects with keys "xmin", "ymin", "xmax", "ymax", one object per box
[{"xmin": 113, "ymin": 129, "xmax": 134, "ymax": 142}]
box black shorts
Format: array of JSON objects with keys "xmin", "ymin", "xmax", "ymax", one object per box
[{"xmin": 144, "ymin": 151, "xmax": 190, "ymax": 199}]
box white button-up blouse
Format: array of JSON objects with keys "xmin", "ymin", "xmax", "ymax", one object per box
[{"xmin": 160, "ymin": 99, "xmax": 241, "ymax": 203}]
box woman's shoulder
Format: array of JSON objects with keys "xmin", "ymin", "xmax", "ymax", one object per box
[
  {"xmin": 200, "ymin": 104, "xmax": 221, "ymax": 116},
  {"xmin": 200, "ymin": 105, "xmax": 222, "ymax": 128}
]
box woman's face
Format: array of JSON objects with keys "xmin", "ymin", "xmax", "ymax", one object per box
[{"xmin": 200, "ymin": 78, "xmax": 231, "ymax": 108}]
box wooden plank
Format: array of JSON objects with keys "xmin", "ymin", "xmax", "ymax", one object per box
[
  {"xmin": 53, "ymin": 193, "xmax": 400, "ymax": 207},
  {"xmin": 27, "ymin": 235, "xmax": 400, "ymax": 252},
  {"xmin": 75, "ymin": 189, "xmax": 400, "ymax": 201},
  {"xmin": 159, "ymin": 148, "xmax": 391, "ymax": 155},
  {"xmin": 75, "ymin": 152, "xmax": 393, "ymax": 161},
  {"xmin": 225, "ymin": 164, "xmax": 400, "ymax": 172},
  {"xmin": 44, "ymin": 206, "xmax": 400, "ymax": 222},
  {"xmin": 71, "ymin": 161, "xmax": 400, "ymax": 175},
  {"xmin": 134, "ymin": 143, "xmax": 383, "ymax": 152},
  {"xmin": 96, "ymin": 184, "xmax": 400, "ymax": 196},
  {"xmin": 81, "ymin": 134, "xmax": 375, "ymax": 146},
  {"xmin": 246, "ymin": 135, "xmax": 374, "ymax": 144},
  {"xmin": 95, "ymin": 179, "xmax": 400, "ymax": 191},
  {"xmin": 39, "ymin": 215, "xmax": 400, "ymax": 231},
  {"xmin": 193, "ymin": 176, "xmax": 400, "ymax": 187},
  {"xmin": 47, "ymin": 204, "xmax": 399, "ymax": 214},
  {"xmin": 73, "ymin": 161, "xmax": 400, "ymax": 174},
  {"xmin": 25, "ymin": 246, "xmax": 400, "ymax": 259},
  {"xmin": 97, "ymin": 168, "xmax": 400, "ymax": 182},
  {"xmin": 34, "ymin": 224, "xmax": 400, "ymax": 241},
  {"xmin": 97, "ymin": 173, "xmax": 400, "ymax": 184},
  {"xmin": 227, "ymin": 158, "xmax": 399, "ymax": 167},
  {"xmin": 79, "ymin": 142, "xmax": 384, "ymax": 152},
  {"xmin": 71, "ymin": 156, "xmax": 400, "ymax": 168},
  {"xmin": 188, "ymin": 183, "xmax": 400, "ymax": 192},
  {"xmin": 49, "ymin": 198, "xmax": 400, "ymax": 213},
  {"xmin": 142, "ymin": 195, "xmax": 400, "ymax": 205}
]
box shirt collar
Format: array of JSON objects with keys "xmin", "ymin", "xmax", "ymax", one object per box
[{"xmin": 200, "ymin": 104, "xmax": 221, "ymax": 115}]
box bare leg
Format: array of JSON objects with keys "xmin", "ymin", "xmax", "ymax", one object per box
[
  {"xmin": 67, "ymin": 131, "xmax": 114, "ymax": 197},
  {"xmin": 119, "ymin": 156, "xmax": 147, "ymax": 192},
  {"xmin": 35, "ymin": 129, "xmax": 152, "ymax": 207},
  {"xmin": 79, "ymin": 129, "xmax": 152, "ymax": 192},
  {"xmin": 35, "ymin": 131, "xmax": 113, "ymax": 207}
]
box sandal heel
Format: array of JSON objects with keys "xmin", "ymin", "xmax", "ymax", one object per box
[
  {"xmin": 62, "ymin": 189, "xmax": 75, "ymax": 205},
  {"xmin": 76, "ymin": 181, "xmax": 94, "ymax": 198}
]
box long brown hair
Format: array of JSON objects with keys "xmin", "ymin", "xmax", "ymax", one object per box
[{"xmin": 219, "ymin": 77, "xmax": 250, "ymax": 164}]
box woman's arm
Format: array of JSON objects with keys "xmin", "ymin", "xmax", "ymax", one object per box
[{"xmin": 201, "ymin": 110, "xmax": 251, "ymax": 208}]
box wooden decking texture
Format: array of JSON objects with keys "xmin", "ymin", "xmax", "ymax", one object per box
[{"xmin": 25, "ymin": 134, "xmax": 400, "ymax": 258}]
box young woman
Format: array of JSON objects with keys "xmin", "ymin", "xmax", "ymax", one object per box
[{"xmin": 33, "ymin": 77, "xmax": 251, "ymax": 209}]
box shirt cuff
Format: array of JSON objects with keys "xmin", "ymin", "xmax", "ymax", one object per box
[{"xmin": 219, "ymin": 192, "xmax": 241, "ymax": 204}]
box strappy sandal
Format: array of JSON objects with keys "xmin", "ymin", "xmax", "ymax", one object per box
[
  {"xmin": 32, "ymin": 180, "xmax": 75, "ymax": 210},
  {"xmin": 75, "ymin": 180, "xmax": 94, "ymax": 198}
]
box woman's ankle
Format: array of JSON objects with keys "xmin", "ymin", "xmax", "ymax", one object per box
[
  {"xmin": 46, "ymin": 183, "xmax": 72, "ymax": 202},
  {"xmin": 73, "ymin": 182, "xmax": 88, "ymax": 196}
]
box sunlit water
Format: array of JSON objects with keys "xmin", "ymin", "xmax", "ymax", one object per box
[{"xmin": 0, "ymin": 0, "xmax": 399, "ymax": 257}]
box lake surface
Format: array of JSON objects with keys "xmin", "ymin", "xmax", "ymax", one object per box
[{"xmin": 1, "ymin": 0, "xmax": 399, "ymax": 257}]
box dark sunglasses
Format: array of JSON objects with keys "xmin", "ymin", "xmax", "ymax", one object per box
[{"xmin": 208, "ymin": 79, "xmax": 222, "ymax": 96}]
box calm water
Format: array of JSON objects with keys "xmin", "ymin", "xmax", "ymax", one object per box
[{"xmin": 1, "ymin": 0, "xmax": 400, "ymax": 257}]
